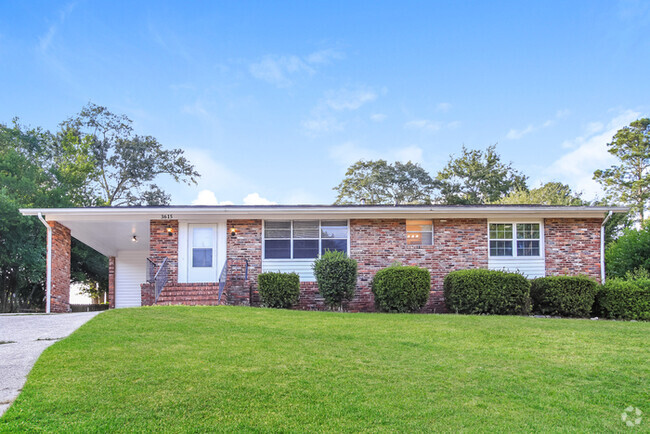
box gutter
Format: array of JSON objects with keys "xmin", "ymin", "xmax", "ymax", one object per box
[
  {"xmin": 600, "ymin": 210, "xmax": 613, "ymax": 284},
  {"xmin": 37, "ymin": 213, "xmax": 52, "ymax": 314}
]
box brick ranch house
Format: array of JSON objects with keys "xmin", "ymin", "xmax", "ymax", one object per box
[{"xmin": 20, "ymin": 204, "xmax": 627, "ymax": 313}]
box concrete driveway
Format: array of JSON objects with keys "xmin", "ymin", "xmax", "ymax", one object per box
[{"xmin": 0, "ymin": 312, "xmax": 101, "ymax": 416}]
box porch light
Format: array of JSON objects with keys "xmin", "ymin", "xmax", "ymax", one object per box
[
  {"xmin": 230, "ymin": 227, "xmax": 239, "ymax": 237},
  {"xmin": 132, "ymin": 235, "xmax": 138, "ymax": 243},
  {"xmin": 166, "ymin": 226, "xmax": 174, "ymax": 236}
]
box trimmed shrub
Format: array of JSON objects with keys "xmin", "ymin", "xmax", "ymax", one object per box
[
  {"xmin": 372, "ymin": 265, "xmax": 430, "ymax": 313},
  {"xmin": 258, "ymin": 272, "xmax": 300, "ymax": 309},
  {"xmin": 530, "ymin": 276, "xmax": 597, "ymax": 317},
  {"xmin": 595, "ymin": 279, "xmax": 650, "ymax": 321},
  {"xmin": 444, "ymin": 269, "xmax": 531, "ymax": 315},
  {"xmin": 312, "ymin": 250, "xmax": 358, "ymax": 309}
]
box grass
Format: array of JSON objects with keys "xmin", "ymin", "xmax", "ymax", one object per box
[{"xmin": 1, "ymin": 306, "xmax": 648, "ymax": 432}]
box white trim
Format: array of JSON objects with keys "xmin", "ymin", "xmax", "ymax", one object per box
[
  {"xmin": 262, "ymin": 219, "xmax": 350, "ymax": 260},
  {"xmin": 177, "ymin": 221, "xmax": 188, "ymax": 283},
  {"xmin": 37, "ymin": 213, "xmax": 52, "ymax": 314},
  {"xmin": 487, "ymin": 220, "xmax": 545, "ymax": 259}
]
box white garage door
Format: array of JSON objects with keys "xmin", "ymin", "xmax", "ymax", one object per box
[{"xmin": 115, "ymin": 251, "xmax": 148, "ymax": 308}]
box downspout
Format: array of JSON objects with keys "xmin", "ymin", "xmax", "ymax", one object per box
[
  {"xmin": 600, "ymin": 210, "xmax": 613, "ymax": 284},
  {"xmin": 37, "ymin": 213, "xmax": 52, "ymax": 314}
]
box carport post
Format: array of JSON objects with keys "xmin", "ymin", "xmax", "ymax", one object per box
[{"xmin": 37, "ymin": 213, "xmax": 52, "ymax": 314}]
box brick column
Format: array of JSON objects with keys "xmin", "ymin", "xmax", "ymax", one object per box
[
  {"xmin": 150, "ymin": 220, "xmax": 179, "ymax": 284},
  {"xmin": 108, "ymin": 256, "xmax": 116, "ymax": 308},
  {"xmin": 49, "ymin": 221, "xmax": 71, "ymax": 313}
]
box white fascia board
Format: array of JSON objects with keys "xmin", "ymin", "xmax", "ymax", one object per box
[{"xmin": 19, "ymin": 205, "xmax": 630, "ymax": 221}]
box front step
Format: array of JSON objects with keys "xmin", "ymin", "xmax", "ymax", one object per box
[{"xmin": 155, "ymin": 284, "xmax": 222, "ymax": 306}]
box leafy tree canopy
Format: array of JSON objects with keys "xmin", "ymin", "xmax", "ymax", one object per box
[
  {"xmin": 334, "ymin": 160, "xmax": 438, "ymax": 205},
  {"xmin": 436, "ymin": 145, "xmax": 528, "ymax": 204},
  {"xmin": 605, "ymin": 222, "xmax": 650, "ymax": 279},
  {"xmin": 594, "ymin": 118, "xmax": 650, "ymax": 222},
  {"xmin": 497, "ymin": 182, "xmax": 586, "ymax": 206},
  {"xmin": 61, "ymin": 103, "xmax": 200, "ymax": 205}
]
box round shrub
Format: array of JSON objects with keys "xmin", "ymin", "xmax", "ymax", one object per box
[
  {"xmin": 443, "ymin": 269, "xmax": 531, "ymax": 315},
  {"xmin": 530, "ymin": 276, "xmax": 597, "ymax": 317},
  {"xmin": 595, "ymin": 279, "xmax": 650, "ymax": 321},
  {"xmin": 372, "ymin": 265, "xmax": 430, "ymax": 313},
  {"xmin": 312, "ymin": 250, "xmax": 358, "ymax": 309},
  {"xmin": 258, "ymin": 271, "xmax": 300, "ymax": 309}
]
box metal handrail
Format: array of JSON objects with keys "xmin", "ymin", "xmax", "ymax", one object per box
[
  {"xmin": 146, "ymin": 258, "xmax": 156, "ymax": 283},
  {"xmin": 154, "ymin": 258, "xmax": 169, "ymax": 303}
]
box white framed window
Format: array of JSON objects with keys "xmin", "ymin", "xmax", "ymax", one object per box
[
  {"xmin": 406, "ymin": 220, "xmax": 433, "ymax": 245},
  {"xmin": 489, "ymin": 222, "xmax": 541, "ymax": 257},
  {"xmin": 263, "ymin": 220, "xmax": 349, "ymax": 260}
]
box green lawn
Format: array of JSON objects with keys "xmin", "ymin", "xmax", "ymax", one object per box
[{"xmin": 1, "ymin": 307, "xmax": 648, "ymax": 432}]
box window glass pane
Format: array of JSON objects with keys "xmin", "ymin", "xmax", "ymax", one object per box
[
  {"xmin": 192, "ymin": 248, "xmax": 212, "ymax": 267},
  {"xmin": 264, "ymin": 240, "xmax": 290, "ymax": 259},
  {"xmin": 407, "ymin": 232, "xmax": 433, "ymax": 245},
  {"xmin": 489, "ymin": 224, "xmax": 512, "ymax": 239},
  {"xmin": 517, "ymin": 223, "xmax": 540, "ymax": 240},
  {"xmin": 517, "ymin": 240, "xmax": 540, "ymax": 256},
  {"xmin": 321, "ymin": 220, "xmax": 348, "ymax": 238},
  {"xmin": 322, "ymin": 239, "xmax": 347, "ymax": 254},
  {"xmin": 193, "ymin": 228, "xmax": 213, "ymax": 248},
  {"xmin": 293, "ymin": 239, "xmax": 319, "ymax": 258},
  {"xmin": 265, "ymin": 221, "xmax": 291, "ymax": 238},
  {"xmin": 406, "ymin": 220, "xmax": 433, "ymax": 232},
  {"xmin": 489, "ymin": 240, "xmax": 513, "ymax": 256},
  {"xmin": 293, "ymin": 220, "xmax": 319, "ymax": 239}
]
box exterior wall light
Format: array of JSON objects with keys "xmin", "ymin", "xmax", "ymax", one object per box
[
  {"xmin": 230, "ymin": 227, "xmax": 239, "ymax": 237},
  {"xmin": 132, "ymin": 235, "xmax": 138, "ymax": 243},
  {"xmin": 166, "ymin": 226, "xmax": 174, "ymax": 236}
]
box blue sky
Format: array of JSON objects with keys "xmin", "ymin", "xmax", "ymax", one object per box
[{"xmin": 1, "ymin": 0, "xmax": 649, "ymax": 205}]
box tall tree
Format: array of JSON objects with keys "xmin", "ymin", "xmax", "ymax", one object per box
[
  {"xmin": 497, "ymin": 182, "xmax": 585, "ymax": 206},
  {"xmin": 436, "ymin": 145, "xmax": 528, "ymax": 204},
  {"xmin": 61, "ymin": 103, "xmax": 200, "ymax": 205},
  {"xmin": 334, "ymin": 160, "xmax": 438, "ymax": 205},
  {"xmin": 593, "ymin": 118, "xmax": 650, "ymax": 222}
]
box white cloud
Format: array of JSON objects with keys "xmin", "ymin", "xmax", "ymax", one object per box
[
  {"xmin": 506, "ymin": 124, "xmax": 535, "ymax": 140},
  {"xmin": 38, "ymin": 2, "xmax": 75, "ymax": 53},
  {"xmin": 506, "ymin": 108, "xmax": 571, "ymax": 140},
  {"xmin": 191, "ymin": 189, "xmax": 234, "ymax": 205},
  {"xmin": 249, "ymin": 49, "xmax": 343, "ymax": 87},
  {"xmin": 370, "ymin": 113, "xmax": 387, "ymax": 122},
  {"xmin": 324, "ymin": 87, "xmax": 377, "ymax": 111},
  {"xmin": 329, "ymin": 141, "xmax": 424, "ymax": 168},
  {"xmin": 301, "ymin": 117, "xmax": 344, "ymax": 135},
  {"xmin": 436, "ymin": 102, "xmax": 452, "ymax": 113},
  {"xmin": 404, "ymin": 119, "xmax": 442, "ymax": 132},
  {"xmin": 243, "ymin": 193, "xmax": 276, "ymax": 205},
  {"xmin": 249, "ymin": 55, "xmax": 313, "ymax": 87},
  {"xmin": 541, "ymin": 109, "xmax": 641, "ymax": 199}
]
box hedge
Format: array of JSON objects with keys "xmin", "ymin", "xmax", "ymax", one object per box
[
  {"xmin": 595, "ymin": 279, "xmax": 650, "ymax": 321},
  {"xmin": 372, "ymin": 265, "xmax": 430, "ymax": 313},
  {"xmin": 443, "ymin": 269, "xmax": 530, "ymax": 315},
  {"xmin": 530, "ymin": 276, "xmax": 597, "ymax": 317},
  {"xmin": 258, "ymin": 271, "xmax": 300, "ymax": 309},
  {"xmin": 312, "ymin": 250, "xmax": 358, "ymax": 309}
]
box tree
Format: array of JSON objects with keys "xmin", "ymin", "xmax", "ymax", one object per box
[
  {"xmin": 605, "ymin": 222, "xmax": 650, "ymax": 278},
  {"xmin": 436, "ymin": 145, "xmax": 528, "ymax": 204},
  {"xmin": 334, "ymin": 160, "xmax": 438, "ymax": 205},
  {"xmin": 61, "ymin": 103, "xmax": 200, "ymax": 205},
  {"xmin": 594, "ymin": 118, "xmax": 650, "ymax": 223},
  {"xmin": 497, "ymin": 182, "xmax": 585, "ymax": 205}
]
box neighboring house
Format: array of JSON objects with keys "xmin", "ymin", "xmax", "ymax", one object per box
[{"xmin": 20, "ymin": 205, "xmax": 627, "ymax": 313}]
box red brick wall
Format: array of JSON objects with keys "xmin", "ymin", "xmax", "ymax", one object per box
[
  {"xmin": 141, "ymin": 283, "xmax": 155, "ymax": 306},
  {"xmin": 226, "ymin": 220, "xmax": 262, "ymax": 305},
  {"xmin": 108, "ymin": 256, "xmax": 115, "ymax": 309},
  {"xmin": 349, "ymin": 218, "xmax": 488, "ymax": 312},
  {"xmin": 544, "ymin": 218, "xmax": 602, "ymax": 281},
  {"xmin": 49, "ymin": 221, "xmax": 71, "ymax": 313},
  {"xmin": 149, "ymin": 220, "xmax": 178, "ymax": 284}
]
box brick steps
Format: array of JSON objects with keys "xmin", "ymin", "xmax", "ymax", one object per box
[{"xmin": 155, "ymin": 285, "xmax": 222, "ymax": 306}]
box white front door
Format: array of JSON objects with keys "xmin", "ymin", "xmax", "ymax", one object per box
[{"xmin": 188, "ymin": 224, "xmax": 218, "ymax": 283}]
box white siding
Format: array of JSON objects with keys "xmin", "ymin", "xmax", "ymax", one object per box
[
  {"xmin": 262, "ymin": 259, "xmax": 316, "ymax": 282},
  {"xmin": 115, "ymin": 250, "xmax": 147, "ymax": 308},
  {"xmin": 488, "ymin": 257, "xmax": 545, "ymax": 279}
]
